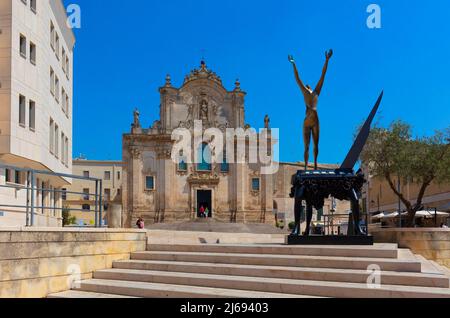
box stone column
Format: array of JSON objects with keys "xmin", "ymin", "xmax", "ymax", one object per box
[{"xmin": 130, "ymin": 147, "xmax": 142, "ymax": 226}]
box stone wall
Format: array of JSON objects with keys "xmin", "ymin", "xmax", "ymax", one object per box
[
  {"xmin": 372, "ymin": 228, "xmax": 450, "ymax": 268},
  {"xmin": 0, "ymin": 228, "xmax": 146, "ymax": 298}
]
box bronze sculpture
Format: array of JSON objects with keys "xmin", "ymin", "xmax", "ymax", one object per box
[{"xmin": 289, "ymin": 50, "xmax": 333, "ymax": 170}]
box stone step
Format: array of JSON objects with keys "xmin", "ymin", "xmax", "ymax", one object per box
[
  {"xmin": 147, "ymin": 243, "xmax": 399, "ymax": 259},
  {"xmin": 94, "ymin": 268, "xmax": 450, "ymax": 298},
  {"xmin": 113, "ymin": 259, "xmax": 449, "ymax": 288},
  {"xmin": 48, "ymin": 290, "xmax": 138, "ymax": 298},
  {"xmin": 75, "ymin": 279, "xmax": 315, "ymax": 298},
  {"xmin": 131, "ymin": 251, "xmax": 422, "ymax": 272}
]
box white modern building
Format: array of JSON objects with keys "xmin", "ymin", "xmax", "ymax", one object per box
[{"xmin": 0, "ymin": 0, "xmax": 75, "ymax": 227}]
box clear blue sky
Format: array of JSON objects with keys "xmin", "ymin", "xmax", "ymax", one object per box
[{"xmin": 65, "ymin": 0, "xmax": 450, "ymax": 164}]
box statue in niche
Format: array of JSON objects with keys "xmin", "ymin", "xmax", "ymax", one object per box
[{"xmin": 200, "ymin": 99, "xmax": 209, "ymax": 121}]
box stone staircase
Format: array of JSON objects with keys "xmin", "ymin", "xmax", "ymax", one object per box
[{"xmin": 49, "ymin": 243, "xmax": 450, "ymax": 298}]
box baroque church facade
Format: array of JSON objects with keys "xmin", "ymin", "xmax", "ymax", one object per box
[{"xmin": 122, "ymin": 62, "xmax": 348, "ymax": 227}]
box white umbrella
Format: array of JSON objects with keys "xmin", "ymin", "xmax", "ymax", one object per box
[{"xmin": 414, "ymin": 210, "xmax": 450, "ymax": 218}]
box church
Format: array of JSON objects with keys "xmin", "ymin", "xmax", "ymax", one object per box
[{"xmin": 121, "ymin": 61, "xmax": 348, "ymax": 227}]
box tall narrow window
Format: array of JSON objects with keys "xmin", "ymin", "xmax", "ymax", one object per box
[
  {"xmin": 62, "ymin": 48, "xmax": 66, "ymax": 72},
  {"xmin": 30, "ymin": 0, "xmax": 36, "ymax": 13},
  {"xmin": 20, "ymin": 34, "xmax": 26, "ymax": 58},
  {"xmin": 55, "ymin": 76, "xmax": 59, "ymax": 102},
  {"xmin": 83, "ymin": 171, "xmax": 89, "ymax": 178},
  {"xmin": 50, "ymin": 22, "xmax": 55, "ymax": 49},
  {"xmin": 49, "ymin": 118, "xmax": 54, "ymax": 154},
  {"xmin": 54, "ymin": 124, "xmax": 59, "ymax": 158},
  {"xmin": 252, "ymin": 178, "xmax": 260, "ymax": 192},
  {"xmin": 104, "ymin": 171, "xmax": 111, "ymax": 180},
  {"xmin": 83, "ymin": 188, "xmax": 90, "ymax": 200},
  {"xmin": 221, "ymin": 151, "xmax": 229, "ymax": 173},
  {"xmin": 30, "ymin": 42, "xmax": 36, "ymax": 65},
  {"xmin": 61, "ymin": 132, "xmax": 65, "ymax": 164},
  {"xmin": 50, "ymin": 68, "xmax": 55, "ymax": 95},
  {"xmin": 55, "ymin": 33, "xmax": 60, "ymax": 59},
  {"xmin": 65, "ymin": 56, "xmax": 70, "ymax": 79},
  {"xmin": 19, "ymin": 95, "xmax": 26, "ymax": 127},
  {"xmin": 145, "ymin": 176, "xmax": 155, "ymax": 191},
  {"xmin": 29, "ymin": 100, "xmax": 35, "ymax": 131},
  {"xmin": 197, "ymin": 143, "xmax": 212, "ymax": 171},
  {"xmin": 65, "ymin": 137, "xmax": 69, "ymax": 166},
  {"xmin": 61, "ymin": 88, "xmax": 66, "ymax": 112},
  {"xmin": 65, "ymin": 94, "xmax": 69, "ymax": 115}
]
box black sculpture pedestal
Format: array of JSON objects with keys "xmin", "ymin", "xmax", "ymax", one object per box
[
  {"xmin": 287, "ymin": 235, "xmax": 374, "ymax": 246},
  {"xmin": 288, "ymin": 169, "xmax": 374, "ymax": 246}
]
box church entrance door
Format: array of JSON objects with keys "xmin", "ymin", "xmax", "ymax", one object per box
[{"xmin": 197, "ymin": 190, "xmax": 212, "ymax": 218}]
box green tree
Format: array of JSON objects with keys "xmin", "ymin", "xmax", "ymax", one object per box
[
  {"xmin": 361, "ymin": 121, "xmax": 450, "ymax": 227},
  {"xmin": 62, "ymin": 206, "xmax": 77, "ymax": 226}
]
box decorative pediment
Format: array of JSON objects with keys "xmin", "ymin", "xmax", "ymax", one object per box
[{"xmin": 183, "ymin": 61, "xmax": 223, "ymax": 87}]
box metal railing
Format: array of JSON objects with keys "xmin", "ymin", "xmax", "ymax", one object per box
[
  {"xmin": 0, "ymin": 163, "xmax": 105, "ymax": 228},
  {"xmin": 322, "ymin": 212, "xmax": 370, "ymax": 236}
]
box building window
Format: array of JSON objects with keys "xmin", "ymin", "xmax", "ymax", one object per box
[
  {"xmin": 65, "ymin": 94, "xmax": 69, "ymax": 115},
  {"xmin": 104, "ymin": 171, "xmax": 111, "ymax": 180},
  {"xmin": 20, "ymin": 34, "xmax": 26, "ymax": 58},
  {"xmin": 30, "ymin": 42, "xmax": 36, "ymax": 65},
  {"xmin": 55, "ymin": 76, "xmax": 59, "ymax": 102},
  {"xmin": 145, "ymin": 176, "xmax": 155, "ymax": 191},
  {"xmin": 54, "ymin": 124, "xmax": 59, "ymax": 158},
  {"xmin": 5, "ymin": 169, "xmax": 12, "ymax": 183},
  {"xmin": 64, "ymin": 137, "xmax": 69, "ymax": 167},
  {"xmin": 29, "ymin": 100, "xmax": 35, "ymax": 131},
  {"xmin": 82, "ymin": 204, "xmax": 91, "ymax": 212},
  {"xmin": 50, "ymin": 68, "xmax": 55, "ymax": 95},
  {"xmin": 62, "ymin": 188, "xmax": 67, "ymax": 200},
  {"xmin": 65, "ymin": 56, "xmax": 70, "ymax": 79},
  {"xmin": 221, "ymin": 152, "xmax": 229, "ymax": 173},
  {"xmin": 19, "ymin": 95, "xmax": 26, "ymax": 127},
  {"xmin": 30, "ymin": 0, "xmax": 36, "ymax": 13},
  {"xmin": 55, "ymin": 33, "xmax": 60, "ymax": 59},
  {"xmin": 61, "ymin": 132, "xmax": 65, "ymax": 164},
  {"xmin": 62, "ymin": 48, "xmax": 66, "ymax": 72},
  {"xmin": 117, "ymin": 171, "xmax": 121, "ymax": 180},
  {"xmin": 50, "ymin": 21, "xmax": 55, "ymax": 49},
  {"xmin": 15, "ymin": 170, "xmax": 22, "ymax": 185},
  {"xmin": 61, "ymin": 88, "xmax": 66, "ymax": 112},
  {"xmin": 252, "ymin": 178, "xmax": 260, "ymax": 192},
  {"xmin": 178, "ymin": 160, "xmax": 188, "ymax": 172},
  {"xmin": 82, "ymin": 188, "xmax": 89, "ymax": 201},
  {"xmin": 197, "ymin": 143, "xmax": 212, "ymax": 171},
  {"xmin": 83, "ymin": 171, "xmax": 89, "ymax": 178},
  {"xmin": 117, "ymin": 189, "xmax": 121, "ymax": 196},
  {"xmin": 49, "ymin": 118, "xmax": 54, "ymax": 153}
]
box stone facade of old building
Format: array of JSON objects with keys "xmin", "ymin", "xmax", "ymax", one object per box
[{"xmin": 122, "ymin": 62, "xmax": 350, "ymax": 228}]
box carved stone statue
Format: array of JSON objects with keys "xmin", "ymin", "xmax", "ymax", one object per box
[
  {"xmin": 133, "ymin": 108, "xmax": 141, "ymax": 128},
  {"xmin": 289, "ymin": 50, "xmax": 333, "ymax": 170},
  {"xmin": 264, "ymin": 115, "xmax": 270, "ymax": 129},
  {"xmin": 200, "ymin": 99, "xmax": 208, "ymax": 121}
]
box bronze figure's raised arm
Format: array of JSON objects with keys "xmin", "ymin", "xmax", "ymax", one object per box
[{"xmin": 289, "ymin": 49, "xmax": 333, "ymax": 170}]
